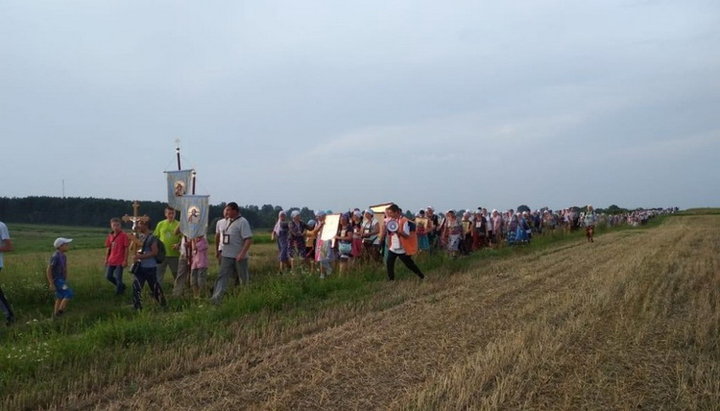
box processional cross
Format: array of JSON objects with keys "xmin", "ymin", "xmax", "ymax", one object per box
[
  {"xmin": 122, "ymin": 201, "xmax": 149, "ymax": 230},
  {"xmin": 122, "ymin": 201, "xmax": 150, "ymax": 252}
]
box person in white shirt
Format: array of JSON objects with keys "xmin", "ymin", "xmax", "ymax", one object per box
[
  {"xmin": 0, "ymin": 221, "xmax": 15, "ymax": 326},
  {"xmin": 381, "ymin": 204, "xmax": 425, "ymax": 282},
  {"xmin": 214, "ymin": 206, "xmax": 230, "ymax": 264}
]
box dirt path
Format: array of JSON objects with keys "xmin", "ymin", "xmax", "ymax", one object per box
[{"xmin": 78, "ymin": 216, "xmax": 719, "ymax": 410}]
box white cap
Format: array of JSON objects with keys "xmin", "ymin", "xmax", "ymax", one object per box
[{"xmin": 54, "ymin": 237, "xmax": 73, "ymax": 248}]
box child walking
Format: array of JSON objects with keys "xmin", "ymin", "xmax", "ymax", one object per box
[
  {"xmin": 47, "ymin": 238, "xmax": 74, "ymax": 317},
  {"xmin": 190, "ymin": 235, "xmax": 209, "ymax": 298}
]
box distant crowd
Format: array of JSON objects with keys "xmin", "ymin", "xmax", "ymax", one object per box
[{"xmin": 0, "ymin": 204, "xmax": 675, "ymax": 322}]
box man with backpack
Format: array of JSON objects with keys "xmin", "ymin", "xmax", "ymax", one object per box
[
  {"xmin": 381, "ymin": 204, "xmax": 425, "ymax": 282},
  {"xmin": 131, "ymin": 219, "xmax": 166, "ymax": 310}
]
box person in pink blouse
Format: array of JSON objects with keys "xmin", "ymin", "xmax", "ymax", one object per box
[{"xmin": 190, "ymin": 236, "xmax": 209, "ymax": 299}]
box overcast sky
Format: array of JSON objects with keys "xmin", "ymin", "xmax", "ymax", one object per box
[{"xmin": 1, "ymin": 0, "xmax": 718, "ymax": 214}]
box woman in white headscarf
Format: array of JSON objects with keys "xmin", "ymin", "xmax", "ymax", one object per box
[
  {"xmin": 271, "ymin": 210, "xmax": 290, "ymax": 272},
  {"xmin": 441, "ymin": 210, "xmax": 462, "ymax": 257}
]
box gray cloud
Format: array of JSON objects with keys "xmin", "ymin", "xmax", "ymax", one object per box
[{"xmin": 1, "ymin": 0, "xmax": 718, "ymax": 213}]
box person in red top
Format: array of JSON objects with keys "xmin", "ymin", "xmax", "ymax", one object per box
[{"xmin": 105, "ymin": 217, "xmax": 130, "ymax": 295}]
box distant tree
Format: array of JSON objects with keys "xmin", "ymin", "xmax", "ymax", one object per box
[
  {"xmin": 606, "ymin": 204, "xmax": 628, "ymax": 214},
  {"xmin": 0, "ymin": 197, "xmax": 318, "ymax": 230},
  {"xmin": 299, "ymin": 207, "xmax": 314, "ymax": 222}
]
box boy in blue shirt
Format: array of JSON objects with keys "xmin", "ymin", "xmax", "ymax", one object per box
[{"xmin": 47, "ymin": 237, "xmax": 74, "ymax": 317}]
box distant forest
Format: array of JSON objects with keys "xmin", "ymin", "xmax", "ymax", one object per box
[{"xmin": 0, "ymin": 196, "xmax": 316, "ymax": 231}]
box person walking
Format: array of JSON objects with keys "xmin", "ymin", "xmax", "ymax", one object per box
[
  {"xmin": 190, "ymin": 235, "xmax": 209, "ymax": 298},
  {"xmin": 441, "ymin": 210, "xmax": 462, "ymax": 257},
  {"xmin": 382, "ymin": 204, "xmax": 425, "ymax": 282},
  {"xmin": 0, "ymin": 220, "xmax": 16, "ymax": 326},
  {"xmin": 47, "ymin": 238, "xmax": 75, "ymax": 317},
  {"xmin": 361, "ymin": 209, "xmax": 381, "ymax": 262},
  {"xmin": 271, "ymin": 210, "xmax": 290, "ymax": 272},
  {"xmin": 104, "ymin": 218, "xmax": 130, "ymax": 295},
  {"xmin": 210, "ymin": 202, "xmax": 253, "ymax": 304},
  {"xmin": 153, "ymin": 206, "xmax": 183, "ymax": 284},
  {"xmin": 584, "ymin": 205, "xmax": 597, "ymax": 243},
  {"xmin": 425, "ymin": 206, "xmax": 440, "ymax": 251},
  {"xmin": 288, "ymin": 210, "xmax": 307, "ymax": 270},
  {"xmin": 214, "ymin": 206, "xmax": 230, "ymax": 264},
  {"xmin": 131, "ymin": 220, "xmax": 166, "ymax": 310}
]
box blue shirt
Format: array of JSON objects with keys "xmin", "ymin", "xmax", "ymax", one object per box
[
  {"xmin": 139, "ymin": 234, "xmax": 158, "ymax": 268},
  {"xmin": 49, "ymin": 251, "xmax": 67, "ymax": 281}
]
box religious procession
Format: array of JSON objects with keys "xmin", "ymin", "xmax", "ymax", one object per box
[
  {"xmin": 0, "ymin": 151, "xmax": 672, "ymax": 322},
  {"xmin": 95, "ymin": 197, "xmax": 668, "ymax": 314}
]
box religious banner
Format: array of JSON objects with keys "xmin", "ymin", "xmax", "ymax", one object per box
[
  {"xmin": 415, "ymin": 217, "xmax": 429, "ymax": 230},
  {"xmin": 369, "ymin": 202, "xmax": 393, "ymax": 236},
  {"xmin": 177, "ymin": 194, "xmax": 210, "ymax": 239},
  {"xmin": 320, "ymin": 214, "xmax": 341, "ymax": 243},
  {"xmin": 165, "ymin": 169, "xmax": 194, "ymax": 209},
  {"xmin": 317, "ymin": 213, "xmax": 340, "ymax": 262}
]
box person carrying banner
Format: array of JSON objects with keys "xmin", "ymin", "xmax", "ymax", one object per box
[
  {"xmin": 381, "ymin": 204, "xmax": 425, "ymax": 282},
  {"xmin": 210, "ymin": 202, "xmax": 253, "ymax": 304},
  {"xmin": 153, "ymin": 206, "xmax": 182, "ymax": 284}
]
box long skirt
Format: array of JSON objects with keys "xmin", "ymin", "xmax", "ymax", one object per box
[{"xmin": 418, "ymin": 234, "xmax": 430, "ymax": 251}]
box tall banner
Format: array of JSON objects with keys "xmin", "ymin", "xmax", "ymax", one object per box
[
  {"xmin": 165, "ymin": 169, "xmax": 194, "ymax": 209},
  {"xmin": 177, "ymin": 195, "xmax": 210, "ymax": 239}
]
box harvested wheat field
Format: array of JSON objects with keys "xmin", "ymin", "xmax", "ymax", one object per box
[{"xmin": 67, "ymin": 215, "xmax": 718, "ymax": 410}]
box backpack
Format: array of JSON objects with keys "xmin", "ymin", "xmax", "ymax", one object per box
[
  {"xmin": 154, "ymin": 237, "xmax": 166, "ymax": 264},
  {"xmin": 141, "ymin": 234, "xmax": 166, "ymax": 264}
]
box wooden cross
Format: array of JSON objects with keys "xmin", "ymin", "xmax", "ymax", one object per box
[
  {"xmin": 122, "ymin": 201, "xmax": 150, "ymax": 231},
  {"xmin": 122, "ymin": 201, "xmax": 150, "ymax": 253}
]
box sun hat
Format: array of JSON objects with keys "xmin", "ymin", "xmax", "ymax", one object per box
[{"xmin": 53, "ymin": 237, "xmax": 73, "ymax": 248}]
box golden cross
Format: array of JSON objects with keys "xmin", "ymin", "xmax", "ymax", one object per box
[{"xmin": 122, "ymin": 200, "xmax": 150, "ymax": 231}]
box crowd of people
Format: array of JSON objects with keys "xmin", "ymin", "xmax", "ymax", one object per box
[
  {"xmin": 0, "ymin": 204, "xmax": 674, "ymax": 321},
  {"xmin": 265, "ymin": 204, "xmax": 672, "ymax": 268}
]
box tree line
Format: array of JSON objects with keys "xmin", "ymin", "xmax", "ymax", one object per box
[
  {"xmin": 0, "ymin": 196, "xmax": 316, "ymax": 231},
  {"xmin": 0, "ymin": 196, "xmax": 640, "ymax": 232}
]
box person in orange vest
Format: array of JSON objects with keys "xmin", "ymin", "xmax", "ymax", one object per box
[{"xmin": 382, "ymin": 204, "xmax": 425, "ymax": 281}]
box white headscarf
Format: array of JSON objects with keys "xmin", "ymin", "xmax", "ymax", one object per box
[{"xmin": 273, "ymin": 210, "xmax": 286, "ymax": 235}]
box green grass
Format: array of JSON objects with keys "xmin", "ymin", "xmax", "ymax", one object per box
[
  {"xmin": 0, "ymin": 212, "xmax": 706, "ymax": 408},
  {"xmin": 6, "ymin": 223, "xmax": 108, "ymax": 253},
  {"xmin": 674, "ymin": 208, "xmax": 720, "ymax": 216},
  {"xmin": 5, "ymin": 223, "xmax": 275, "ymax": 253}
]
